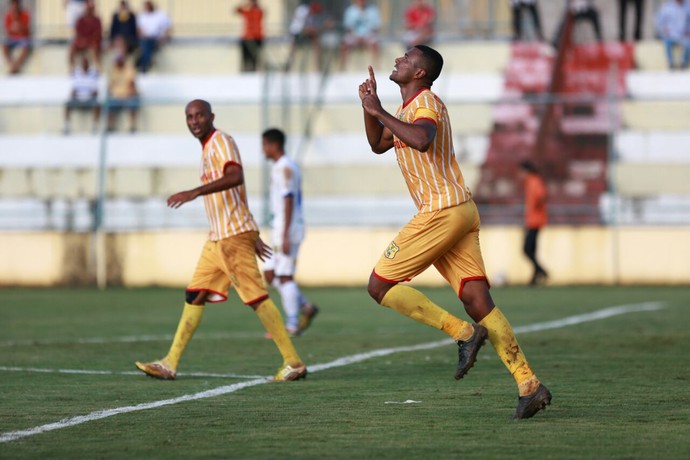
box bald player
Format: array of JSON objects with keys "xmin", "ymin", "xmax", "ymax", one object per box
[{"xmin": 135, "ymin": 99, "xmax": 307, "ymax": 382}]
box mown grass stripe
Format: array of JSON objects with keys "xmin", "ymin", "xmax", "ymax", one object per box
[{"xmin": 0, "ymin": 301, "xmax": 664, "ymax": 444}]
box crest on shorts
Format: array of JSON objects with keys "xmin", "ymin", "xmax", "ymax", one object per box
[{"xmin": 384, "ymin": 241, "xmax": 400, "ymax": 259}]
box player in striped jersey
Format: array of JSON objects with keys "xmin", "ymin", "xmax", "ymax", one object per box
[
  {"xmin": 359, "ymin": 45, "xmax": 551, "ymax": 419},
  {"xmin": 135, "ymin": 99, "xmax": 307, "ymax": 382}
]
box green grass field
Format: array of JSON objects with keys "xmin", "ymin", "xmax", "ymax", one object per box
[{"xmin": 1, "ymin": 285, "xmax": 689, "ymax": 459}]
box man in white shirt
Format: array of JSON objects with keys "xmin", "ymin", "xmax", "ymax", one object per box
[
  {"xmin": 64, "ymin": 55, "xmax": 100, "ymax": 134},
  {"xmin": 136, "ymin": 0, "xmax": 171, "ymax": 72},
  {"xmin": 261, "ymin": 128, "xmax": 318, "ymax": 336}
]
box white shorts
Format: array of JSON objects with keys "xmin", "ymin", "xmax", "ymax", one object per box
[{"xmin": 263, "ymin": 242, "xmax": 301, "ymax": 277}]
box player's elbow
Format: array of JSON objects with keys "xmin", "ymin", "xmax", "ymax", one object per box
[{"xmin": 371, "ymin": 145, "xmax": 388, "ymax": 154}]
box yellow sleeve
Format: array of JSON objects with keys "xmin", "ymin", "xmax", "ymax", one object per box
[{"xmin": 414, "ymin": 107, "xmax": 438, "ymax": 124}]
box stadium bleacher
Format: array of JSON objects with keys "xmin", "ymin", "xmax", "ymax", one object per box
[{"xmin": 1, "ymin": 0, "xmax": 690, "ymax": 230}]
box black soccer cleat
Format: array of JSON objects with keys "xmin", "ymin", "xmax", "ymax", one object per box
[
  {"xmin": 513, "ymin": 383, "xmax": 552, "ymax": 420},
  {"xmin": 454, "ymin": 324, "xmax": 489, "ymax": 380}
]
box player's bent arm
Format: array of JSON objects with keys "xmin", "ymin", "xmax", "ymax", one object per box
[
  {"xmin": 378, "ymin": 113, "xmax": 437, "ymax": 152},
  {"xmin": 363, "ymin": 111, "xmax": 394, "ymax": 153},
  {"xmin": 167, "ymin": 163, "xmax": 244, "ymax": 208},
  {"xmin": 195, "ymin": 163, "xmax": 244, "ymax": 196}
]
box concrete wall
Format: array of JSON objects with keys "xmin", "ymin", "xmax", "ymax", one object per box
[{"xmin": 1, "ymin": 225, "xmax": 688, "ymax": 288}]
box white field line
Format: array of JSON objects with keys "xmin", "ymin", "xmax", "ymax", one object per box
[{"xmin": 0, "ymin": 301, "xmax": 665, "ymax": 444}]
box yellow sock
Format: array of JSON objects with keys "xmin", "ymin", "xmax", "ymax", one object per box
[
  {"xmin": 255, "ymin": 298, "xmax": 302, "ymax": 366},
  {"xmin": 165, "ymin": 302, "xmax": 204, "ymax": 369},
  {"xmin": 381, "ymin": 285, "xmax": 473, "ymax": 341},
  {"xmin": 479, "ymin": 307, "xmax": 540, "ymax": 396}
]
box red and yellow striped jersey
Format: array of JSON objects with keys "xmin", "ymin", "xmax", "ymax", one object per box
[
  {"xmin": 199, "ymin": 129, "xmax": 259, "ymax": 241},
  {"xmin": 393, "ymin": 88, "xmax": 472, "ymax": 212}
]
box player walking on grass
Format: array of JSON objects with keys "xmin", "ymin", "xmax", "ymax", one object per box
[
  {"xmin": 358, "ymin": 45, "xmax": 551, "ymax": 419},
  {"xmin": 135, "ymin": 99, "xmax": 307, "ymax": 382},
  {"xmin": 261, "ymin": 128, "xmax": 319, "ymax": 337}
]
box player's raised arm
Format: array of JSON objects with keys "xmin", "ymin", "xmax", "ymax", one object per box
[{"xmin": 360, "ymin": 66, "xmax": 394, "ymax": 154}]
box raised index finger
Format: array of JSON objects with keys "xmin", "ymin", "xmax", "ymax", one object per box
[{"xmin": 368, "ymin": 65, "xmax": 376, "ymax": 83}]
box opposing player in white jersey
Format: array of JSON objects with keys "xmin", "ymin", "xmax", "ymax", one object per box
[{"xmin": 261, "ymin": 128, "xmax": 318, "ymax": 336}]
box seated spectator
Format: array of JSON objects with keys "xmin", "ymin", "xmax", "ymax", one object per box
[
  {"xmin": 106, "ymin": 53, "xmax": 139, "ymax": 133},
  {"xmin": 286, "ymin": 0, "xmax": 335, "ymax": 71},
  {"xmin": 136, "ymin": 0, "xmax": 171, "ymax": 73},
  {"xmin": 3, "ymin": 0, "xmax": 31, "ymax": 75},
  {"xmin": 510, "ymin": 0, "xmax": 544, "ymax": 42},
  {"xmin": 553, "ymin": 0, "xmax": 603, "ymax": 49},
  {"xmin": 340, "ymin": 0, "xmax": 381, "ymax": 71},
  {"xmin": 68, "ymin": 0, "xmax": 102, "ymax": 71},
  {"xmin": 64, "ymin": 55, "xmax": 100, "ymax": 134},
  {"xmin": 109, "ymin": 0, "xmax": 138, "ymax": 56},
  {"xmin": 235, "ymin": 0, "xmax": 264, "ymax": 72},
  {"xmin": 403, "ymin": 0, "xmax": 436, "ymax": 48},
  {"xmin": 655, "ymin": 0, "xmax": 690, "ymax": 70}
]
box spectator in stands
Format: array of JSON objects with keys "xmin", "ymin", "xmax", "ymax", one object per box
[
  {"xmin": 340, "ymin": 0, "xmax": 381, "ymax": 71},
  {"xmin": 106, "ymin": 52, "xmax": 139, "ymax": 133},
  {"xmin": 68, "ymin": 0, "xmax": 102, "ymax": 71},
  {"xmin": 510, "ymin": 0, "xmax": 544, "ymax": 42},
  {"xmin": 655, "ymin": 0, "xmax": 690, "ymax": 70},
  {"xmin": 618, "ymin": 0, "xmax": 644, "ymax": 42},
  {"xmin": 3, "ymin": 0, "xmax": 31, "ymax": 75},
  {"xmin": 553, "ymin": 0, "xmax": 603, "ymax": 49},
  {"xmin": 286, "ymin": 1, "xmax": 335, "ymax": 71},
  {"xmin": 63, "ymin": 55, "xmax": 100, "ymax": 134},
  {"xmin": 402, "ymin": 0, "xmax": 435, "ymax": 48},
  {"xmin": 109, "ymin": 0, "xmax": 138, "ymax": 56},
  {"xmin": 235, "ymin": 0, "xmax": 264, "ymax": 72},
  {"xmin": 519, "ymin": 160, "xmax": 548, "ymax": 286},
  {"xmin": 136, "ymin": 0, "xmax": 171, "ymax": 73},
  {"xmin": 64, "ymin": 0, "xmax": 87, "ymax": 30}
]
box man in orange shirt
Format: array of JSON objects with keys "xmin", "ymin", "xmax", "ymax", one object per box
[
  {"xmin": 519, "ymin": 160, "xmax": 548, "ymax": 285},
  {"xmin": 3, "ymin": 0, "xmax": 31, "ymax": 74},
  {"xmin": 235, "ymin": 0, "xmax": 264, "ymax": 71},
  {"xmin": 359, "ymin": 46, "xmax": 551, "ymax": 419},
  {"xmin": 135, "ymin": 99, "xmax": 307, "ymax": 382}
]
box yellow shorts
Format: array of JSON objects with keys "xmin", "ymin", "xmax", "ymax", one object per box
[
  {"xmin": 373, "ymin": 200, "xmax": 488, "ymax": 297},
  {"xmin": 187, "ymin": 231, "xmax": 268, "ymax": 305}
]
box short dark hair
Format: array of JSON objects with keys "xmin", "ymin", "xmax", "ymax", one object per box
[
  {"xmin": 262, "ymin": 128, "xmax": 286, "ymax": 149},
  {"xmin": 414, "ymin": 45, "xmax": 444, "ymax": 84}
]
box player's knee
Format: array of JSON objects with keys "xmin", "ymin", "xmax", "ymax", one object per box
[
  {"xmin": 460, "ymin": 280, "xmax": 494, "ymax": 321},
  {"xmin": 367, "ymin": 275, "xmax": 389, "ymax": 305},
  {"xmin": 185, "ymin": 290, "xmax": 199, "ymax": 304}
]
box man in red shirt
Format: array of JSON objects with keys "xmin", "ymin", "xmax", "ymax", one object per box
[
  {"xmin": 519, "ymin": 161, "xmax": 548, "ymax": 285},
  {"xmin": 3, "ymin": 0, "xmax": 31, "ymax": 74},
  {"xmin": 235, "ymin": 0, "xmax": 264, "ymax": 72},
  {"xmin": 68, "ymin": 0, "xmax": 102, "ymax": 71},
  {"xmin": 403, "ymin": 0, "xmax": 435, "ymax": 48}
]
